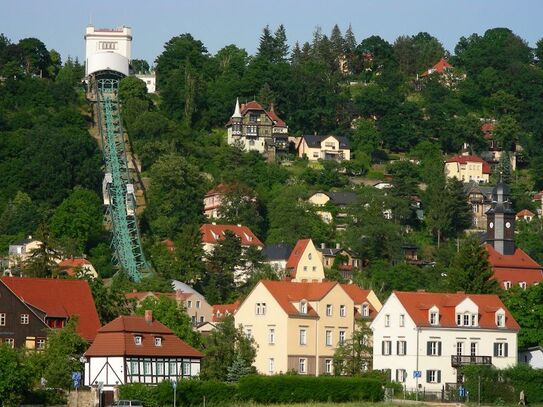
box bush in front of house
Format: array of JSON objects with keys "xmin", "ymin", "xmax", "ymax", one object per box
[
  {"xmin": 237, "ymin": 375, "xmax": 384, "ymax": 403},
  {"xmin": 120, "ymin": 375, "xmax": 383, "ymax": 406}
]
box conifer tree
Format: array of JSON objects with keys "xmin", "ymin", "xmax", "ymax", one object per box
[
  {"xmin": 257, "ymin": 25, "xmax": 275, "ymax": 63},
  {"xmin": 273, "ymin": 24, "xmax": 289, "ymax": 62},
  {"xmin": 344, "ymin": 24, "xmax": 357, "ymax": 54},
  {"xmin": 330, "ymin": 24, "xmax": 345, "ymax": 60},
  {"xmin": 446, "ymin": 235, "xmax": 499, "ymax": 294}
]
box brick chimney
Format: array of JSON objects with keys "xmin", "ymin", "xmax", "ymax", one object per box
[{"xmin": 144, "ymin": 310, "xmax": 153, "ymax": 324}]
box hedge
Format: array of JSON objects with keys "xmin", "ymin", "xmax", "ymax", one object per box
[
  {"xmin": 462, "ymin": 364, "xmax": 543, "ymax": 404},
  {"xmin": 120, "ymin": 375, "xmax": 383, "ymax": 406},
  {"xmin": 237, "ymin": 375, "xmax": 384, "ymax": 403}
]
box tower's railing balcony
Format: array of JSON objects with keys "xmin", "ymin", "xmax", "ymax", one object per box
[{"xmin": 451, "ymin": 355, "xmax": 492, "ymax": 367}]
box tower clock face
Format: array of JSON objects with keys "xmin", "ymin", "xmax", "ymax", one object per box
[
  {"xmin": 489, "ymin": 222, "xmax": 494, "ymax": 229},
  {"xmin": 506, "ymin": 222, "xmax": 511, "ymax": 229}
]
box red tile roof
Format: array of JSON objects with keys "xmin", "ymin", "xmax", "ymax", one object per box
[
  {"xmin": 0, "ymin": 277, "xmax": 101, "ymax": 341},
  {"xmin": 58, "ymin": 258, "xmax": 94, "ymax": 277},
  {"xmin": 267, "ymin": 108, "xmax": 287, "ymax": 127},
  {"xmin": 85, "ymin": 315, "xmax": 203, "ymax": 358},
  {"xmin": 481, "ymin": 122, "xmax": 495, "ymax": 134},
  {"xmin": 204, "ymin": 183, "xmax": 230, "ymax": 198},
  {"xmin": 516, "ymin": 209, "xmax": 535, "ymax": 218},
  {"xmin": 533, "ymin": 191, "xmax": 543, "ymax": 201},
  {"xmin": 261, "ymin": 280, "xmax": 337, "ymax": 317},
  {"xmin": 212, "ymin": 301, "xmax": 240, "ymax": 322},
  {"xmin": 161, "ymin": 239, "xmax": 176, "ymax": 252},
  {"xmin": 485, "ymin": 244, "xmax": 543, "ymax": 288},
  {"xmin": 341, "ymin": 284, "xmax": 378, "ymax": 319},
  {"xmin": 200, "ymin": 224, "xmax": 263, "ymax": 247},
  {"xmin": 420, "ymin": 58, "xmax": 453, "ymax": 77},
  {"xmin": 394, "ymin": 291, "xmax": 519, "ymax": 330},
  {"xmin": 446, "ymin": 155, "xmax": 491, "ymax": 174},
  {"xmin": 285, "ymin": 239, "xmax": 311, "ymax": 270},
  {"xmin": 240, "ymin": 100, "xmax": 264, "ymax": 114}
]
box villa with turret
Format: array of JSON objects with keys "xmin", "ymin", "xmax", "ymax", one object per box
[{"xmin": 226, "ymin": 99, "xmax": 289, "ymax": 158}]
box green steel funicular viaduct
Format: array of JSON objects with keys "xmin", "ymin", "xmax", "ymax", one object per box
[{"xmin": 95, "ymin": 77, "xmax": 148, "ymax": 281}]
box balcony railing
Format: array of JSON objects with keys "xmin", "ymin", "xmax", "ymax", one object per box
[{"xmin": 451, "ymin": 355, "xmax": 492, "ymax": 367}]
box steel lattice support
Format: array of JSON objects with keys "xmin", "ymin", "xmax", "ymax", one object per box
[{"xmin": 96, "ymin": 78, "xmax": 148, "ymax": 281}]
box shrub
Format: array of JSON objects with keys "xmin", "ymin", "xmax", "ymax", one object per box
[{"xmin": 237, "ymin": 375, "xmax": 383, "ymax": 403}]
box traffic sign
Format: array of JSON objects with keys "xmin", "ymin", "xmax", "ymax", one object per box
[{"xmin": 413, "ymin": 370, "xmax": 422, "ymax": 378}]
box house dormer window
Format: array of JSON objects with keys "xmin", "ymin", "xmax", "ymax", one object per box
[
  {"xmin": 519, "ymin": 282, "xmax": 527, "ymax": 289},
  {"xmin": 362, "ymin": 304, "xmax": 369, "ymax": 317},
  {"xmin": 456, "ymin": 312, "xmax": 478, "ymax": 327},
  {"xmin": 134, "ymin": 335, "xmax": 142, "ymax": 345},
  {"xmin": 504, "ymin": 281, "xmax": 512, "ymax": 290},
  {"xmin": 154, "ymin": 337, "xmax": 162, "ymax": 347},
  {"xmin": 429, "ymin": 306, "xmax": 439, "ymax": 326},
  {"xmin": 496, "ymin": 309, "xmax": 506, "ymax": 328},
  {"xmin": 300, "ymin": 301, "xmax": 307, "ymax": 314}
]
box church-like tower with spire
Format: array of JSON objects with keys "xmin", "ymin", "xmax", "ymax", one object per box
[
  {"xmin": 484, "ymin": 179, "xmax": 543, "ymax": 289},
  {"xmin": 485, "ymin": 180, "xmax": 516, "ymax": 255}
]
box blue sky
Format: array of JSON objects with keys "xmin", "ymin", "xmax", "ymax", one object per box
[{"xmin": 1, "ymin": 0, "xmax": 541, "ymax": 64}]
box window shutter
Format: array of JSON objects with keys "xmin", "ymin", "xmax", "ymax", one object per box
[
  {"xmin": 437, "ymin": 370, "xmax": 441, "ymax": 383},
  {"xmin": 382, "ymin": 341, "xmax": 385, "ymax": 355},
  {"xmin": 426, "ymin": 370, "xmax": 430, "ymax": 383},
  {"xmin": 504, "ymin": 343, "xmax": 508, "ymax": 357},
  {"xmin": 438, "ymin": 341, "xmax": 442, "ymax": 356},
  {"xmin": 404, "ymin": 342, "xmax": 407, "ymax": 355},
  {"xmin": 427, "ymin": 342, "xmax": 431, "ymax": 355},
  {"xmin": 396, "ymin": 341, "xmax": 399, "ymax": 355},
  {"xmin": 493, "ymin": 343, "xmax": 498, "ymax": 357},
  {"xmin": 395, "ymin": 369, "xmax": 399, "ymax": 382}
]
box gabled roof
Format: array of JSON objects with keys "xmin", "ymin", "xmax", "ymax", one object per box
[
  {"xmin": 533, "ymin": 191, "xmax": 543, "ymax": 201},
  {"xmin": 240, "ymin": 100, "xmax": 265, "ymax": 113},
  {"xmin": 446, "ymin": 155, "xmax": 491, "ymax": 174},
  {"xmin": 464, "ymin": 181, "xmax": 494, "ymax": 197},
  {"xmin": 285, "ymin": 239, "xmax": 311, "ymax": 270},
  {"xmin": 58, "ymin": 258, "xmax": 92, "ymax": 268},
  {"xmin": 200, "ymin": 224, "xmax": 263, "ymax": 247},
  {"xmin": 212, "ymin": 301, "xmax": 240, "ymax": 322},
  {"xmin": 11, "ymin": 237, "xmax": 39, "ymax": 246},
  {"xmin": 261, "ymin": 280, "xmax": 337, "ymax": 317},
  {"xmin": 485, "ymin": 244, "xmax": 542, "ymax": 270},
  {"xmin": 311, "ymin": 191, "xmax": 358, "ymax": 205},
  {"xmin": 341, "ymin": 284, "xmax": 378, "ymax": 319},
  {"xmin": 301, "ymin": 135, "xmax": 350, "ymax": 149},
  {"xmin": 516, "ymin": 209, "xmax": 535, "ymax": 218},
  {"xmin": 485, "ymin": 244, "xmax": 543, "ymax": 286},
  {"xmin": 0, "ymin": 277, "xmax": 101, "ymax": 341},
  {"xmin": 420, "ymin": 58, "xmax": 453, "ymax": 77},
  {"xmin": 262, "ymin": 243, "xmax": 293, "ymax": 261},
  {"xmin": 267, "ymin": 108, "xmax": 287, "ymax": 127},
  {"xmin": 85, "ymin": 315, "xmax": 203, "ymax": 358},
  {"xmin": 393, "ymin": 291, "xmax": 519, "ymax": 330}
]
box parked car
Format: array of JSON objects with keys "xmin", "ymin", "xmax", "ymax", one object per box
[{"xmin": 112, "ymin": 401, "xmax": 143, "ymax": 406}]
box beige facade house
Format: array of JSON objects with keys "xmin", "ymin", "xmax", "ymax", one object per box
[
  {"xmin": 235, "ymin": 279, "xmax": 381, "ymax": 376},
  {"xmin": 285, "ymin": 239, "xmax": 325, "ymax": 282},
  {"xmin": 8, "ymin": 236, "xmax": 43, "ymax": 268},
  {"xmin": 203, "ymin": 183, "xmax": 229, "ymax": 219},
  {"xmin": 297, "ymin": 135, "xmax": 351, "ymax": 161},
  {"xmin": 445, "ymin": 154, "xmax": 490, "ymax": 183}
]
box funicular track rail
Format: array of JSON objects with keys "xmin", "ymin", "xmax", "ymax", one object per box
[{"xmin": 95, "ymin": 77, "xmax": 148, "ymax": 281}]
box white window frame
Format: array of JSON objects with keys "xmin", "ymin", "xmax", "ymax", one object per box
[
  {"xmin": 20, "ymin": 314, "xmax": 29, "ymax": 325},
  {"xmin": 519, "ymin": 281, "xmax": 527, "ymax": 289},
  {"xmin": 299, "ymin": 329, "xmax": 307, "ymax": 345},
  {"xmin": 496, "ymin": 313, "xmax": 505, "ymax": 327},
  {"xmin": 339, "ymin": 330, "xmax": 346, "ymax": 345},
  {"xmin": 326, "ymin": 304, "xmax": 333, "ymax": 316},
  {"xmin": 154, "ymin": 337, "xmax": 162, "ymax": 347},
  {"xmin": 134, "ymin": 335, "xmax": 142, "ymax": 345},
  {"xmin": 362, "ymin": 304, "xmax": 369, "ymax": 317},
  {"xmin": 384, "ymin": 314, "xmax": 390, "ymax": 327},
  {"xmin": 399, "ymin": 314, "xmax": 405, "ymax": 327},
  {"xmin": 196, "ymin": 300, "xmax": 201, "ymax": 309},
  {"xmin": 427, "ymin": 370, "xmax": 440, "ymax": 383},
  {"xmin": 396, "ymin": 369, "xmax": 407, "ymax": 383},
  {"xmin": 183, "ymin": 362, "xmax": 191, "ymax": 376},
  {"xmin": 325, "ymin": 359, "xmax": 333, "ymax": 374},
  {"xmin": 383, "ymin": 340, "xmax": 392, "ymax": 355},
  {"xmin": 325, "ymin": 330, "xmax": 332, "ymax": 346},
  {"xmin": 428, "ymin": 341, "xmax": 441, "ymax": 356},
  {"xmin": 339, "ymin": 305, "xmax": 346, "ymax": 317},
  {"xmin": 495, "ymin": 342, "xmax": 506, "ymax": 357},
  {"xmin": 429, "ymin": 311, "xmax": 438, "ymax": 326},
  {"xmin": 300, "ymin": 301, "xmax": 307, "ymax": 314},
  {"xmin": 269, "ymin": 358, "xmax": 275, "ymax": 373},
  {"xmin": 397, "ymin": 340, "xmax": 406, "ymax": 356},
  {"xmin": 299, "ymin": 358, "xmax": 307, "ymax": 374},
  {"xmin": 36, "ymin": 338, "xmax": 46, "ymax": 350},
  {"xmin": 0, "ymin": 313, "xmax": 5, "ymax": 326},
  {"xmin": 268, "ymin": 327, "xmax": 275, "ymax": 344},
  {"xmin": 456, "ymin": 342, "xmax": 464, "ymax": 356},
  {"xmin": 5, "ymin": 338, "xmax": 14, "ymax": 348}
]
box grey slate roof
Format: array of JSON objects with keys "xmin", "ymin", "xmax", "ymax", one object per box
[
  {"xmin": 326, "ymin": 191, "xmax": 358, "ymax": 205},
  {"xmin": 302, "ymin": 135, "xmax": 351, "ymax": 149},
  {"xmin": 262, "ymin": 243, "xmax": 293, "ymax": 261}
]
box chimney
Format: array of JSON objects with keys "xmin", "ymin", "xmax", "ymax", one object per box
[
  {"xmin": 336, "ymin": 243, "xmax": 341, "ymax": 249},
  {"xmin": 321, "ymin": 243, "xmax": 325, "ymax": 249},
  {"xmin": 144, "ymin": 310, "xmax": 153, "ymax": 324}
]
